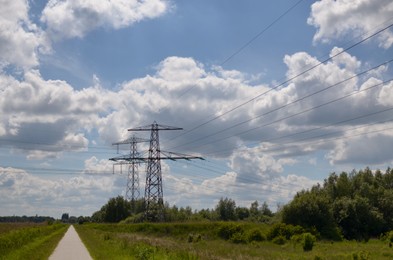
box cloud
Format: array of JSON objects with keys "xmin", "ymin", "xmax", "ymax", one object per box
[
  {"xmin": 327, "ymin": 130, "xmax": 393, "ymax": 165},
  {"xmin": 0, "ymin": 70, "xmax": 112, "ymax": 158},
  {"xmin": 0, "ymin": 0, "xmax": 49, "ymax": 69},
  {"xmin": 308, "ymin": 0, "xmax": 393, "ymax": 48},
  {"xmin": 229, "ymin": 146, "xmax": 286, "ymax": 183},
  {"xmin": 76, "ymin": 52, "xmax": 393, "ymax": 170},
  {"xmin": 2, "ymin": 51, "xmax": 391, "ymax": 215},
  {"xmin": 41, "ymin": 0, "xmax": 169, "ymax": 39},
  {"xmin": 156, "ymin": 57, "xmax": 206, "ymax": 82},
  {"xmin": 83, "ymin": 156, "xmax": 113, "ymax": 175},
  {"xmin": 0, "ymin": 167, "xmax": 119, "ymax": 216},
  {"xmin": 378, "ymin": 81, "xmax": 393, "ymax": 106},
  {"xmin": 2, "ymin": 48, "xmax": 392, "ymax": 168},
  {"xmin": 163, "ymin": 168, "xmax": 317, "ymax": 210}
]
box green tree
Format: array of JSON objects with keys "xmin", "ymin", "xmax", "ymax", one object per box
[
  {"xmin": 333, "ymin": 196, "xmax": 385, "ymax": 240},
  {"xmin": 61, "ymin": 213, "xmax": 69, "ymax": 223},
  {"xmin": 249, "ymin": 201, "xmax": 259, "ymax": 218},
  {"xmin": 197, "ymin": 208, "xmax": 218, "ymax": 221},
  {"xmin": 282, "ymin": 190, "xmax": 339, "ymax": 239},
  {"xmin": 236, "ymin": 207, "xmax": 250, "ymax": 220},
  {"xmin": 91, "ymin": 210, "xmax": 104, "ymax": 222},
  {"xmin": 261, "ymin": 201, "xmax": 273, "ymax": 217},
  {"xmin": 282, "ymin": 167, "xmax": 393, "ymax": 240},
  {"xmin": 377, "ymin": 189, "xmax": 393, "ymax": 229},
  {"xmin": 101, "ymin": 196, "xmax": 131, "ymax": 223},
  {"xmin": 216, "ymin": 197, "xmax": 237, "ymax": 221},
  {"xmin": 335, "ymin": 172, "xmax": 352, "ymax": 198}
]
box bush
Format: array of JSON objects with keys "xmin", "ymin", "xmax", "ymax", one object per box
[
  {"xmin": 135, "ymin": 244, "xmax": 155, "ymax": 260},
  {"xmin": 388, "ymin": 231, "xmax": 393, "ymax": 243},
  {"xmin": 218, "ymin": 224, "xmax": 244, "ymax": 240},
  {"xmin": 120, "ymin": 213, "xmax": 145, "ymax": 224},
  {"xmin": 188, "ymin": 233, "xmax": 202, "ymax": 243},
  {"xmin": 272, "ymin": 235, "xmax": 286, "ymax": 245},
  {"xmin": 230, "ymin": 232, "xmax": 247, "ymax": 244},
  {"xmin": 302, "ymin": 233, "xmax": 316, "ymax": 251},
  {"xmin": 267, "ymin": 223, "xmax": 304, "ymax": 241},
  {"xmin": 290, "ymin": 234, "xmax": 303, "ymax": 245},
  {"xmin": 247, "ymin": 229, "xmax": 266, "ymax": 242},
  {"xmin": 352, "ymin": 251, "xmax": 370, "ymax": 260}
]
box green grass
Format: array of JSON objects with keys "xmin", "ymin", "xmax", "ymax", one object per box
[
  {"xmin": 0, "ymin": 222, "xmax": 45, "ymax": 235},
  {"xmin": 75, "ymin": 222, "xmax": 393, "ymax": 259},
  {"xmin": 0, "ymin": 223, "xmax": 68, "ymax": 260},
  {"xmin": 75, "ymin": 224, "xmax": 199, "ymax": 259}
]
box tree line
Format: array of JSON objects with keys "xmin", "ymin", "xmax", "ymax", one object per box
[
  {"xmin": 281, "ymin": 167, "xmax": 393, "ymax": 240},
  {"xmin": 91, "ymin": 196, "xmax": 274, "ymax": 223},
  {"xmin": 0, "ymin": 216, "xmax": 55, "ymax": 223},
  {"xmin": 91, "ymin": 167, "xmax": 393, "ymax": 241}
]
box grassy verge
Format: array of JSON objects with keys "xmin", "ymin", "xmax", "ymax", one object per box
[
  {"xmin": 75, "ymin": 224, "xmax": 198, "ymax": 259},
  {"xmin": 0, "ymin": 223, "xmax": 46, "ymax": 235},
  {"xmin": 75, "ymin": 222, "xmax": 393, "ymax": 259},
  {"xmin": 0, "ymin": 223, "xmax": 68, "ymax": 260}
]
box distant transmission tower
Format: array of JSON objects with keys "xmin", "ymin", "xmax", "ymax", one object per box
[
  {"xmin": 128, "ymin": 121, "xmax": 203, "ymax": 221},
  {"xmin": 109, "ymin": 136, "xmax": 148, "ymax": 211}
]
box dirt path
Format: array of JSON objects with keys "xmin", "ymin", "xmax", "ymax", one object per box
[{"xmin": 49, "ymin": 225, "xmax": 92, "ymax": 260}]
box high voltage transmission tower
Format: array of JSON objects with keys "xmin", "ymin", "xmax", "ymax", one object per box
[
  {"xmin": 110, "ymin": 136, "xmax": 149, "ymax": 211},
  {"xmin": 110, "ymin": 121, "xmax": 203, "ymax": 221}
]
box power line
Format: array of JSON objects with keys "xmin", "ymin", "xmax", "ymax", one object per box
[
  {"xmin": 206, "ymin": 111, "xmax": 393, "ymax": 157},
  {"xmin": 176, "ymin": 76, "xmax": 393, "ymax": 154},
  {"xmin": 154, "ymin": 0, "xmax": 307, "ymax": 123},
  {"xmin": 169, "ymin": 22, "xmax": 393, "ymax": 142},
  {"xmin": 3, "ymin": 115, "xmax": 392, "ymax": 197},
  {"xmin": 169, "ymin": 58, "xmax": 393, "ymax": 150},
  {"xmin": 268, "ymin": 118, "xmax": 393, "ymax": 153},
  {"xmin": 220, "ymin": 0, "xmax": 306, "ymax": 66}
]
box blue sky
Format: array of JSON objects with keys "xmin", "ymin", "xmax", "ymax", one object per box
[{"xmin": 1, "ymin": 0, "xmax": 393, "ymax": 218}]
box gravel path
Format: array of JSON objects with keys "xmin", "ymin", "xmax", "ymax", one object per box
[{"xmin": 49, "ymin": 225, "xmax": 92, "ymax": 260}]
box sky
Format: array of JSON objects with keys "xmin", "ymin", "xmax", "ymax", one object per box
[{"xmin": 1, "ymin": 0, "xmax": 393, "ymax": 218}]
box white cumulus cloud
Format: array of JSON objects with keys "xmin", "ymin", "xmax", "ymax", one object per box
[
  {"xmin": 0, "ymin": 0, "xmax": 49, "ymax": 69},
  {"xmin": 41, "ymin": 0, "xmax": 169, "ymax": 39},
  {"xmin": 308, "ymin": 0, "xmax": 393, "ymax": 48}
]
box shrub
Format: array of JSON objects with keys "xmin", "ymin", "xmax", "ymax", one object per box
[
  {"xmin": 388, "ymin": 231, "xmax": 393, "ymax": 243},
  {"xmin": 267, "ymin": 223, "xmax": 304, "ymax": 241},
  {"xmin": 135, "ymin": 244, "xmax": 155, "ymax": 260},
  {"xmin": 120, "ymin": 213, "xmax": 145, "ymax": 224},
  {"xmin": 352, "ymin": 251, "xmax": 370, "ymax": 260},
  {"xmin": 218, "ymin": 224, "xmax": 244, "ymax": 240},
  {"xmin": 247, "ymin": 229, "xmax": 266, "ymax": 242},
  {"xmin": 290, "ymin": 234, "xmax": 303, "ymax": 246},
  {"xmin": 302, "ymin": 233, "xmax": 316, "ymax": 251},
  {"xmin": 272, "ymin": 235, "xmax": 286, "ymax": 245},
  {"xmin": 230, "ymin": 232, "xmax": 247, "ymax": 244},
  {"xmin": 188, "ymin": 233, "xmax": 202, "ymax": 243}
]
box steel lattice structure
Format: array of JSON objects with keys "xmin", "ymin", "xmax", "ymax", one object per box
[
  {"xmin": 127, "ymin": 121, "xmax": 203, "ymax": 221},
  {"xmin": 109, "ymin": 136, "xmax": 148, "ymax": 211}
]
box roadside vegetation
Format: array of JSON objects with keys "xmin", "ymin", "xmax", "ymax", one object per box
[
  {"xmin": 73, "ymin": 167, "xmax": 393, "ymax": 259},
  {"xmin": 0, "ymin": 222, "xmax": 68, "ymax": 260},
  {"xmin": 76, "ymin": 222, "xmax": 393, "ymax": 259},
  {"xmin": 282, "ymin": 167, "xmax": 393, "ymax": 241}
]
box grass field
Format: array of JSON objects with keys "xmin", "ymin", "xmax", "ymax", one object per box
[
  {"xmin": 75, "ymin": 222, "xmax": 393, "ymax": 259},
  {"xmin": 0, "ymin": 222, "xmax": 68, "ymax": 260}
]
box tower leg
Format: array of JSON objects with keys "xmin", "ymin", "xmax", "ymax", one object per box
[{"xmin": 144, "ymin": 123, "xmax": 164, "ymax": 221}]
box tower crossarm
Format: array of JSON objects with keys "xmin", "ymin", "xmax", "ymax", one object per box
[
  {"xmin": 112, "ymin": 137, "xmax": 149, "ymax": 146},
  {"xmin": 159, "ymin": 150, "xmax": 204, "ymax": 161},
  {"xmin": 109, "ymin": 154, "xmax": 148, "ymax": 163},
  {"xmin": 128, "ymin": 121, "xmax": 183, "ymax": 131},
  {"xmin": 110, "ymin": 121, "xmax": 202, "ymax": 221}
]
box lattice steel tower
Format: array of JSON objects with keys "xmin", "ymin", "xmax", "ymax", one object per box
[
  {"xmin": 128, "ymin": 121, "xmax": 203, "ymax": 221},
  {"xmin": 110, "ymin": 136, "xmax": 148, "ymax": 209}
]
